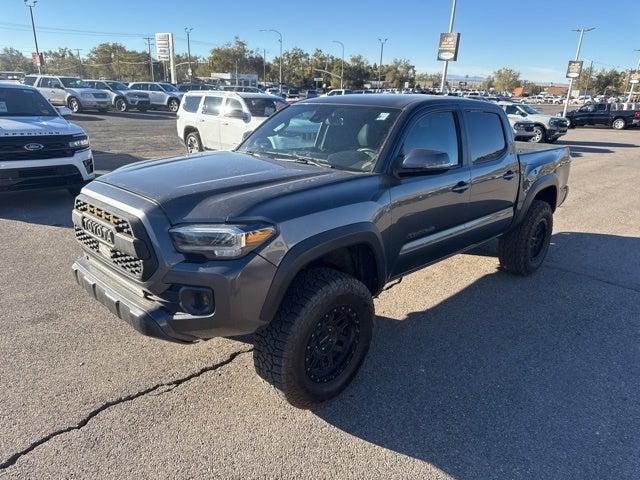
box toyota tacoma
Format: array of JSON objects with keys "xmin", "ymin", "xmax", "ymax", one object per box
[{"xmin": 71, "ymin": 95, "xmax": 571, "ymax": 408}]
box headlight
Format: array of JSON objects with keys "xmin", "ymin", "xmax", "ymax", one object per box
[
  {"xmin": 81, "ymin": 92, "xmax": 93, "ymax": 98},
  {"xmin": 69, "ymin": 135, "xmax": 90, "ymax": 148},
  {"xmin": 169, "ymin": 224, "xmax": 276, "ymax": 259}
]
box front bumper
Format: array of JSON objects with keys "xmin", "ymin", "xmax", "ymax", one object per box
[
  {"xmin": 0, "ymin": 148, "xmax": 95, "ymax": 191},
  {"xmin": 126, "ymin": 98, "xmax": 150, "ymax": 107},
  {"xmin": 80, "ymin": 98, "xmax": 111, "ymax": 109}
]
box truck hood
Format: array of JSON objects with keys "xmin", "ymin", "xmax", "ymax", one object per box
[
  {"xmin": 96, "ymin": 151, "xmax": 354, "ymax": 224},
  {"xmin": 0, "ymin": 115, "xmax": 83, "ymax": 137}
]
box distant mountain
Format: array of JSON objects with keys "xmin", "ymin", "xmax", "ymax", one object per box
[{"xmin": 446, "ymin": 74, "xmax": 487, "ymax": 82}]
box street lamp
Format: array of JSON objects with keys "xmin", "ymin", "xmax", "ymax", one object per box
[
  {"xmin": 260, "ymin": 29, "xmax": 283, "ymax": 93},
  {"xmin": 24, "ymin": 0, "xmax": 41, "ymax": 74},
  {"xmin": 332, "ymin": 40, "xmax": 344, "ymax": 89},
  {"xmin": 562, "ymin": 27, "xmax": 595, "ymax": 118},
  {"xmin": 378, "ymin": 38, "xmax": 387, "ymax": 87},
  {"xmin": 626, "ymin": 49, "xmax": 640, "ymax": 103},
  {"xmin": 185, "ymin": 27, "xmax": 193, "ymax": 82}
]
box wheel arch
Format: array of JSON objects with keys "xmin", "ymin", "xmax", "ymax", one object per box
[
  {"xmin": 259, "ymin": 223, "xmax": 387, "ymax": 324},
  {"xmin": 514, "ymin": 174, "xmax": 558, "ymax": 226}
]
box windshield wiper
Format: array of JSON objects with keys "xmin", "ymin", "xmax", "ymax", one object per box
[{"xmin": 246, "ymin": 150, "xmax": 333, "ymax": 169}]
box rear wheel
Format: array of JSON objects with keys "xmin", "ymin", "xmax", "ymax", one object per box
[
  {"xmin": 68, "ymin": 97, "xmax": 81, "ymax": 114},
  {"xmin": 612, "ymin": 117, "xmax": 626, "ymax": 130},
  {"xmin": 254, "ymin": 268, "xmax": 374, "ymax": 409},
  {"xmin": 185, "ymin": 131, "xmax": 203, "ymax": 153},
  {"xmin": 498, "ymin": 200, "xmax": 553, "ymax": 276},
  {"xmin": 115, "ymin": 98, "xmax": 128, "ymax": 112}
]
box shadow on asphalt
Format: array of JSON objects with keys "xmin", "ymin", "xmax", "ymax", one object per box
[
  {"xmin": 93, "ymin": 150, "xmax": 148, "ymax": 173},
  {"xmin": 317, "ymin": 232, "xmax": 640, "ymax": 479},
  {"xmin": 0, "ymin": 189, "xmax": 74, "ymax": 227},
  {"xmin": 556, "ymin": 140, "xmax": 637, "ymax": 148},
  {"xmin": 567, "ymin": 146, "xmax": 614, "ymax": 156}
]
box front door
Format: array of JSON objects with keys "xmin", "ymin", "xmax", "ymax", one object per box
[
  {"xmin": 388, "ymin": 109, "xmax": 472, "ymax": 277},
  {"xmin": 199, "ymin": 95, "xmax": 223, "ymax": 149},
  {"xmin": 464, "ymin": 109, "xmax": 519, "ymax": 243}
]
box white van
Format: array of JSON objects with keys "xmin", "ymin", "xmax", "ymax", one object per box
[{"xmin": 176, "ymin": 91, "xmax": 287, "ymax": 152}]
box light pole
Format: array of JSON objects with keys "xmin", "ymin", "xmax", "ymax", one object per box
[
  {"xmin": 260, "ymin": 29, "xmax": 282, "ymax": 93},
  {"xmin": 75, "ymin": 48, "xmax": 83, "ymax": 77},
  {"xmin": 144, "ymin": 37, "xmax": 154, "ymax": 81},
  {"xmin": 332, "ymin": 40, "xmax": 344, "ymax": 89},
  {"xmin": 262, "ymin": 49, "xmax": 267, "ymax": 86},
  {"xmin": 562, "ymin": 27, "xmax": 595, "ymax": 118},
  {"xmin": 378, "ymin": 38, "xmax": 387, "ymax": 87},
  {"xmin": 440, "ymin": 0, "xmax": 458, "ymax": 93},
  {"xmin": 626, "ymin": 49, "xmax": 640, "ymax": 103},
  {"xmin": 185, "ymin": 27, "xmax": 193, "ymax": 82},
  {"xmin": 24, "ymin": 0, "xmax": 41, "ymax": 74}
]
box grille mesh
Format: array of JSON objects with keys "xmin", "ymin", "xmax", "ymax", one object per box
[{"xmin": 75, "ymin": 199, "xmax": 133, "ymax": 236}]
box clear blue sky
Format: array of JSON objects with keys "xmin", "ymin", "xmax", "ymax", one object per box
[{"xmin": 1, "ymin": 0, "xmax": 637, "ymax": 83}]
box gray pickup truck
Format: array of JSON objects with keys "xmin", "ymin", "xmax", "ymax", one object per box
[{"xmin": 71, "ymin": 95, "xmax": 571, "ymax": 408}]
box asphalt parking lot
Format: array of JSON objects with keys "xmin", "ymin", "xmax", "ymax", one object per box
[{"xmin": 1, "ymin": 110, "xmax": 639, "ymax": 479}]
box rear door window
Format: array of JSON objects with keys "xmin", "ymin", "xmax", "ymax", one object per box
[
  {"xmin": 243, "ymin": 98, "xmax": 281, "ymax": 117},
  {"xmin": 182, "ymin": 95, "xmax": 203, "ymax": 113},
  {"xmin": 465, "ymin": 111, "xmax": 507, "ymax": 163}
]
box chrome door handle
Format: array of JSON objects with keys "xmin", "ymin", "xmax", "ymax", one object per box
[
  {"xmin": 503, "ymin": 170, "xmax": 515, "ymax": 180},
  {"xmin": 451, "ymin": 181, "xmax": 470, "ymax": 193}
]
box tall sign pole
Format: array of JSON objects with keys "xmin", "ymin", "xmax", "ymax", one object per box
[
  {"xmin": 144, "ymin": 37, "xmax": 154, "ymax": 81},
  {"xmin": 626, "ymin": 50, "xmax": 640, "ymax": 103},
  {"xmin": 562, "ymin": 27, "xmax": 595, "ymax": 118},
  {"xmin": 24, "ymin": 1, "xmax": 42, "ymax": 74},
  {"xmin": 439, "ymin": 0, "xmax": 458, "ymax": 93},
  {"xmin": 185, "ymin": 28, "xmax": 193, "ymax": 82},
  {"xmin": 378, "ymin": 38, "xmax": 387, "ymax": 86}
]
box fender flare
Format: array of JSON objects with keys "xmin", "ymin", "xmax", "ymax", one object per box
[
  {"xmin": 514, "ymin": 173, "xmax": 558, "ymax": 226},
  {"xmin": 258, "ymin": 223, "xmax": 387, "ymax": 323}
]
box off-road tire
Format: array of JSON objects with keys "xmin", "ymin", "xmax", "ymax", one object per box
[
  {"xmin": 68, "ymin": 97, "xmax": 81, "ymax": 114},
  {"xmin": 498, "ymin": 200, "xmax": 553, "ymax": 276},
  {"xmin": 254, "ymin": 267, "xmax": 374, "ymax": 409}
]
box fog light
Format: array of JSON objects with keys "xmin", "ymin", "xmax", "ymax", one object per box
[
  {"xmin": 83, "ymin": 157, "xmax": 94, "ymax": 173},
  {"xmin": 179, "ymin": 287, "xmax": 214, "ymax": 316}
]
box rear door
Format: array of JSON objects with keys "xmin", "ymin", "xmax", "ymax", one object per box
[
  {"xmin": 178, "ymin": 94, "xmax": 203, "ymax": 142},
  {"xmin": 388, "ymin": 107, "xmax": 473, "ymax": 277},
  {"xmin": 199, "ymin": 95, "xmax": 223, "ymax": 149},
  {"xmin": 590, "ymin": 103, "xmax": 609, "ymax": 126},
  {"xmin": 147, "ymin": 84, "xmax": 165, "ymax": 106},
  {"xmin": 464, "ymin": 109, "xmax": 519, "ymax": 242},
  {"xmin": 219, "ymin": 97, "xmax": 247, "ymax": 150}
]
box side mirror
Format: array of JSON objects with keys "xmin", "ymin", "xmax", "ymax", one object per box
[
  {"xmin": 398, "ymin": 149, "xmax": 451, "ymax": 174},
  {"xmin": 242, "ymin": 130, "xmax": 253, "ymax": 141},
  {"xmin": 56, "ymin": 106, "xmax": 72, "ymax": 117},
  {"xmin": 225, "ymin": 108, "xmax": 246, "ymax": 119}
]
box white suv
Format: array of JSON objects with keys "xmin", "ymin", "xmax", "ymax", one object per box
[
  {"xmin": 24, "ymin": 75, "xmax": 111, "ymax": 113},
  {"xmin": 176, "ymin": 91, "xmax": 287, "ymax": 152},
  {"xmin": 128, "ymin": 82, "xmax": 183, "ymax": 112},
  {"xmin": 0, "ymin": 83, "xmax": 95, "ymax": 195}
]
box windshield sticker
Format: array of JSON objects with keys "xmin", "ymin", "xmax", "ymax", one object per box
[
  {"xmin": 376, "ymin": 112, "xmax": 390, "ymax": 121},
  {"xmin": 0, "ymin": 102, "xmax": 7, "ymax": 112}
]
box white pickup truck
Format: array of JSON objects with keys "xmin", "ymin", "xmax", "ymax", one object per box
[
  {"xmin": 0, "ymin": 83, "xmax": 94, "ymax": 195},
  {"xmin": 176, "ymin": 91, "xmax": 286, "ymax": 152}
]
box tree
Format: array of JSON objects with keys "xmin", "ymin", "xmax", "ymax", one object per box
[
  {"xmin": 204, "ymin": 37, "xmax": 263, "ymax": 79},
  {"xmin": 344, "ymin": 54, "xmax": 373, "ymax": 88},
  {"xmin": 491, "ymin": 68, "xmax": 521, "ymax": 92},
  {"xmin": 574, "ymin": 63, "xmax": 594, "ymax": 92},
  {"xmin": 42, "ymin": 48, "xmax": 81, "ymax": 76},
  {"xmin": 384, "ymin": 58, "xmax": 415, "ymax": 88},
  {"xmin": 481, "ymin": 75, "xmax": 495, "ymax": 91},
  {"xmin": 0, "ymin": 47, "xmax": 33, "ymax": 73},
  {"xmin": 592, "ymin": 68, "xmax": 625, "ymax": 95},
  {"xmin": 85, "ymin": 43, "xmax": 158, "ymax": 81},
  {"xmin": 415, "ymin": 72, "xmax": 442, "ymax": 89}
]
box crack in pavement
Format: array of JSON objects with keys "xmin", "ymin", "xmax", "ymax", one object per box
[{"xmin": 0, "ymin": 348, "xmax": 253, "ymax": 471}]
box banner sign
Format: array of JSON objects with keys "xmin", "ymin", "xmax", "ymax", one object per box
[
  {"xmin": 566, "ymin": 60, "xmax": 583, "ymax": 79},
  {"xmin": 437, "ymin": 33, "xmax": 460, "ymax": 61}
]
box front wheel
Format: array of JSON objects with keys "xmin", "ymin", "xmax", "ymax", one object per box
[
  {"xmin": 185, "ymin": 131, "xmax": 203, "ymax": 153},
  {"xmin": 529, "ymin": 125, "xmax": 546, "ymax": 143},
  {"xmin": 68, "ymin": 97, "xmax": 81, "ymax": 114},
  {"xmin": 612, "ymin": 118, "xmax": 626, "ymax": 130},
  {"xmin": 115, "ymin": 98, "xmax": 128, "ymax": 112},
  {"xmin": 168, "ymin": 98, "xmax": 180, "ymax": 112},
  {"xmin": 254, "ymin": 267, "xmax": 374, "ymax": 409},
  {"xmin": 498, "ymin": 200, "xmax": 553, "ymax": 276}
]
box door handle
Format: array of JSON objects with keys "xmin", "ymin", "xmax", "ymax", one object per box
[
  {"xmin": 451, "ymin": 181, "xmax": 470, "ymax": 193},
  {"xmin": 503, "ymin": 170, "xmax": 515, "ymax": 180},
  {"xmin": 222, "ymin": 122, "xmax": 229, "ymax": 126}
]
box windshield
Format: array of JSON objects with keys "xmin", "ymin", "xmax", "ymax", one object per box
[
  {"xmin": 159, "ymin": 83, "xmax": 178, "ymax": 92},
  {"xmin": 520, "ymin": 104, "xmax": 540, "ymax": 115},
  {"xmin": 244, "ymin": 98, "xmax": 286, "ymax": 117},
  {"xmin": 0, "ymin": 87, "xmax": 58, "ymax": 117},
  {"xmin": 238, "ymin": 104, "xmax": 400, "ymax": 173},
  {"xmin": 59, "ymin": 77, "xmax": 89, "ymax": 88},
  {"xmin": 107, "ymin": 81, "xmax": 129, "ymax": 90}
]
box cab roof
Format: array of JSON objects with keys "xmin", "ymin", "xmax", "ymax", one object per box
[{"xmin": 299, "ymin": 93, "xmax": 492, "ymax": 111}]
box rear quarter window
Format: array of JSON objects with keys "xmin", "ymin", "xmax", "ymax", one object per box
[{"xmin": 465, "ymin": 111, "xmax": 507, "ymax": 162}]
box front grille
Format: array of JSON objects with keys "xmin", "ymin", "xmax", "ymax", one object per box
[
  {"xmin": 0, "ymin": 165, "xmax": 82, "ymax": 190},
  {"xmin": 75, "ymin": 199, "xmax": 133, "ymax": 236},
  {"xmin": 0, "ymin": 135, "xmax": 77, "ymax": 161},
  {"xmin": 74, "ymin": 198, "xmax": 156, "ymax": 281}
]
